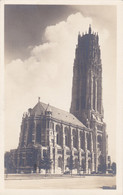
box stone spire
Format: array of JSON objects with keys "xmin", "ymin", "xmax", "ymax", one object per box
[
  {"xmin": 38, "ymin": 97, "xmax": 40, "ymax": 103},
  {"xmin": 88, "ymin": 24, "xmax": 92, "ymax": 34}
]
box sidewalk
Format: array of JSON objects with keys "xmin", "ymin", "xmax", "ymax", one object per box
[
  {"xmin": 4, "ymin": 175, "xmax": 116, "ymax": 189},
  {"xmin": 4, "ymin": 173, "xmax": 114, "ymax": 180}
]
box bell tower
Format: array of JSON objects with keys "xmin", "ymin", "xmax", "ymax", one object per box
[
  {"xmin": 70, "ymin": 25, "xmax": 103, "ymax": 126},
  {"xmin": 70, "ymin": 25, "xmax": 108, "ymax": 171}
]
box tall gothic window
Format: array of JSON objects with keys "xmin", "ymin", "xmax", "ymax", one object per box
[
  {"xmin": 87, "ymin": 133, "xmax": 91, "ymax": 151},
  {"xmin": 97, "ymin": 79, "xmax": 100, "ymax": 112},
  {"xmin": 65, "ymin": 127, "xmax": 69, "ymax": 147},
  {"xmin": 56, "ymin": 125, "xmax": 61, "ymax": 146},
  {"xmin": 73, "ymin": 129, "xmax": 77, "ymax": 148},
  {"xmin": 93, "ymin": 77, "xmax": 95, "ymax": 110},
  {"xmin": 57, "ymin": 133, "xmax": 59, "ymax": 145},
  {"xmin": 80, "ymin": 131, "xmax": 85, "ymax": 150}
]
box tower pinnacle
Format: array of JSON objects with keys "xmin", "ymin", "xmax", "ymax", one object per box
[
  {"xmin": 89, "ymin": 24, "xmax": 92, "ymax": 34},
  {"xmin": 38, "ymin": 97, "xmax": 40, "ymax": 103}
]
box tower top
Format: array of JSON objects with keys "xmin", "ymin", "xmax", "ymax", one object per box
[
  {"xmin": 38, "ymin": 97, "xmax": 40, "ymax": 103},
  {"xmin": 88, "ymin": 24, "xmax": 92, "ymax": 34},
  {"xmin": 70, "ymin": 26, "xmax": 103, "ymax": 125},
  {"xmin": 78, "ymin": 25, "xmax": 98, "ymax": 39}
]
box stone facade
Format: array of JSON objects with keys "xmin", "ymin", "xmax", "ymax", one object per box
[
  {"xmin": 5, "ymin": 26, "xmax": 108, "ymax": 174},
  {"xmin": 70, "ymin": 25, "xmax": 108, "ymax": 172},
  {"xmin": 13, "ymin": 101, "xmax": 95, "ymax": 174}
]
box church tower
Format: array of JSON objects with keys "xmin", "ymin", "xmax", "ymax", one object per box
[
  {"xmin": 70, "ymin": 25, "xmax": 103, "ymax": 126},
  {"xmin": 70, "ymin": 25, "xmax": 108, "ymax": 171}
]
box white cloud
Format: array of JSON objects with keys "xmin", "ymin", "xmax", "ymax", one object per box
[{"xmin": 5, "ymin": 12, "xmax": 110, "ymax": 152}]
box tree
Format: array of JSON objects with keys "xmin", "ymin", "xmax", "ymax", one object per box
[
  {"xmin": 111, "ymin": 162, "xmax": 116, "ymax": 175},
  {"xmin": 4, "ymin": 152, "xmax": 16, "ymax": 173},
  {"xmin": 39, "ymin": 159, "xmax": 44, "ymax": 172},
  {"xmin": 68, "ymin": 154, "xmax": 74, "ymax": 175},
  {"xmin": 33, "ymin": 163, "xmax": 37, "ymax": 173},
  {"xmin": 40, "ymin": 153, "xmax": 52, "ymax": 174},
  {"xmin": 98, "ymin": 155, "xmax": 107, "ymax": 173}
]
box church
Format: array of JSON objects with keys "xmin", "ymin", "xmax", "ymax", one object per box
[{"xmin": 5, "ymin": 26, "xmax": 108, "ymax": 174}]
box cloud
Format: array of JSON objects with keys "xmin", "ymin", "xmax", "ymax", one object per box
[{"xmin": 5, "ymin": 12, "xmax": 109, "ymax": 151}]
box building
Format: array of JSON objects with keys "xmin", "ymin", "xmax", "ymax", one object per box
[{"xmin": 5, "ymin": 26, "xmax": 108, "ymax": 174}]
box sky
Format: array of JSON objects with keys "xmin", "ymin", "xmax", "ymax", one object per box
[{"xmin": 4, "ymin": 5, "xmax": 116, "ymax": 162}]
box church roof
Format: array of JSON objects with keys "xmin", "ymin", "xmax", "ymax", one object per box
[{"xmin": 31, "ymin": 101, "xmax": 85, "ymax": 128}]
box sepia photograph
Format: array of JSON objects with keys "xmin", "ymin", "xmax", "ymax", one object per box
[{"xmin": 1, "ymin": 1, "xmax": 122, "ymax": 192}]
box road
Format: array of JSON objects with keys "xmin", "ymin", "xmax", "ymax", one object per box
[{"xmin": 5, "ymin": 175, "xmax": 116, "ymax": 189}]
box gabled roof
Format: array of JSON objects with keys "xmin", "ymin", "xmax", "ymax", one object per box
[
  {"xmin": 31, "ymin": 102, "xmax": 45, "ymax": 115},
  {"xmin": 30, "ymin": 101, "xmax": 85, "ymax": 128}
]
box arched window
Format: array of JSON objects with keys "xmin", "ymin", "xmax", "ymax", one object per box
[
  {"xmin": 80, "ymin": 131, "xmax": 85, "ymax": 150},
  {"xmin": 56, "ymin": 125, "xmax": 61, "ymax": 146},
  {"xmin": 93, "ymin": 77, "xmax": 95, "ymax": 110},
  {"xmin": 87, "ymin": 133, "xmax": 91, "ymax": 151},
  {"xmin": 65, "ymin": 127, "xmax": 69, "ymax": 147},
  {"xmin": 97, "ymin": 79, "xmax": 100, "ymax": 112},
  {"xmin": 73, "ymin": 130, "xmax": 77, "ymax": 148}
]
